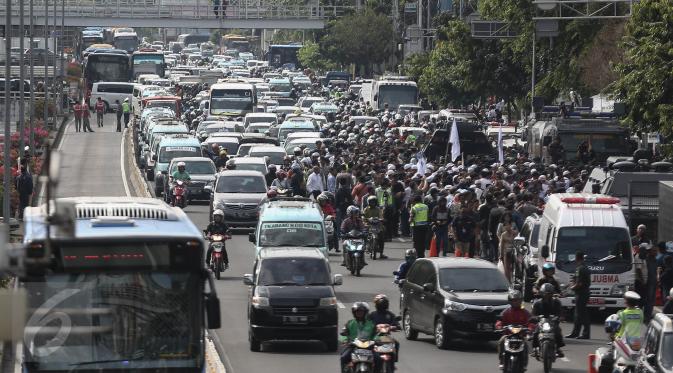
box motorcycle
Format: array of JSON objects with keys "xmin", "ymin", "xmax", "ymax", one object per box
[
  {"xmin": 171, "ymin": 180, "xmax": 188, "ymax": 208},
  {"xmin": 534, "ymin": 316, "xmax": 559, "ymax": 373},
  {"xmin": 366, "ymin": 217, "xmax": 383, "ymax": 260},
  {"xmin": 341, "ymin": 330, "xmax": 376, "ymax": 373},
  {"xmin": 324, "ymin": 215, "xmax": 337, "ymax": 252},
  {"xmin": 501, "ymin": 325, "xmax": 529, "ymax": 373},
  {"xmin": 343, "ymin": 230, "xmax": 366, "ymax": 276},
  {"xmin": 593, "ymin": 336, "xmax": 641, "ymax": 373},
  {"xmin": 373, "ymin": 323, "xmax": 399, "ymax": 373},
  {"xmin": 208, "ymin": 233, "xmax": 230, "ymax": 280}
]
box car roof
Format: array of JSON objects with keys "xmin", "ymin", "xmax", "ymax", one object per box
[
  {"xmin": 170, "ymin": 156, "xmax": 213, "ymax": 164},
  {"xmin": 651, "ymin": 313, "xmax": 673, "ymax": 332},
  {"xmin": 260, "ymin": 200, "xmax": 323, "ymax": 222},
  {"xmin": 419, "ymin": 257, "xmax": 499, "ymax": 270},
  {"xmin": 233, "ymin": 157, "xmax": 266, "ymax": 164},
  {"xmin": 159, "ymin": 136, "xmax": 201, "ymax": 146},
  {"xmin": 249, "ymin": 146, "xmax": 285, "ymax": 152},
  {"xmin": 258, "ymin": 247, "xmax": 326, "ymax": 260},
  {"xmin": 216, "ymin": 169, "xmax": 265, "ymax": 177},
  {"xmin": 205, "ymin": 136, "xmax": 240, "ymax": 143}
]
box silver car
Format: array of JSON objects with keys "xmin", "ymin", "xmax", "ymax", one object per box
[{"xmin": 210, "ymin": 170, "xmax": 267, "ymax": 227}]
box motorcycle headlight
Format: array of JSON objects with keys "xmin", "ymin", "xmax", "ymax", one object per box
[
  {"xmin": 251, "ymin": 296, "xmax": 269, "ymax": 307},
  {"xmin": 319, "ymin": 297, "xmax": 337, "ymax": 307},
  {"xmin": 443, "ymin": 300, "xmax": 467, "ymax": 313},
  {"xmin": 541, "ymin": 322, "xmax": 552, "ymax": 332}
]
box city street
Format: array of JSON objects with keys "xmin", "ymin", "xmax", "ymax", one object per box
[{"xmin": 52, "ymin": 113, "xmax": 608, "ymax": 373}]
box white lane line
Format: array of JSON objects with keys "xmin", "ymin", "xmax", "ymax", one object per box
[
  {"xmin": 559, "ymin": 357, "xmax": 570, "ymax": 363},
  {"xmin": 337, "ymin": 301, "xmax": 345, "ymax": 309},
  {"xmin": 120, "ymin": 128, "xmax": 131, "ymax": 197}
]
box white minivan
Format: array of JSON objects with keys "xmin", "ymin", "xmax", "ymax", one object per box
[
  {"xmin": 534, "ymin": 193, "xmax": 634, "ymax": 310},
  {"xmin": 88, "ymin": 82, "xmax": 135, "ymax": 111}
]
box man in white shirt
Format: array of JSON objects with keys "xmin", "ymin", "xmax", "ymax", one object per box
[{"xmin": 307, "ymin": 166, "xmax": 325, "ymax": 199}]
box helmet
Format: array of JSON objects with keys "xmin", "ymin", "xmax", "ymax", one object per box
[
  {"xmin": 367, "ymin": 195, "xmax": 378, "ymax": 206},
  {"xmin": 542, "ymin": 263, "xmax": 555, "ymax": 272},
  {"xmin": 405, "ymin": 249, "xmax": 417, "ymax": 261},
  {"xmin": 213, "ymin": 209, "xmax": 224, "ymax": 217},
  {"xmin": 373, "ymin": 294, "xmax": 389, "ymax": 311},
  {"xmin": 508, "ymin": 290, "xmax": 523, "ymax": 303},
  {"xmin": 267, "ymin": 189, "xmax": 278, "ymax": 199},
  {"xmin": 346, "ymin": 205, "xmax": 360, "ymax": 216},
  {"xmin": 604, "ymin": 314, "xmax": 621, "ymax": 334},
  {"xmin": 268, "ymin": 164, "xmax": 277, "ymax": 171},
  {"xmin": 351, "ymin": 302, "xmax": 369, "ymax": 318},
  {"xmin": 317, "ymin": 193, "xmax": 329, "ymax": 203},
  {"xmin": 624, "ymin": 291, "xmax": 641, "ymax": 302},
  {"xmin": 539, "ymin": 283, "xmax": 555, "ymax": 296}
]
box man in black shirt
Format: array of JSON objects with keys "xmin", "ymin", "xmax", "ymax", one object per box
[
  {"xmin": 567, "ymin": 251, "xmax": 591, "ymax": 339},
  {"xmin": 532, "ymin": 283, "xmax": 565, "ymax": 357},
  {"xmin": 478, "ymin": 194, "xmax": 496, "ymax": 261}
]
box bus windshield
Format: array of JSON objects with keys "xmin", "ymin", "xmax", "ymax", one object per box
[
  {"xmin": 134, "ymin": 54, "xmax": 164, "ymax": 65},
  {"xmin": 378, "ymin": 85, "xmax": 418, "ymax": 110},
  {"xmin": 210, "ymin": 89, "xmax": 254, "ymax": 115},
  {"xmin": 85, "ymin": 55, "xmax": 130, "ymax": 84},
  {"xmin": 555, "ymin": 227, "xmax": 632, "ymax": 273},
  {"xmin": 23, "ymin": 272, "xmax": 201, "ymax": 371},
  {"xmin": 114, "ymin": 37, "xmax": 138, "ymax": 53}
]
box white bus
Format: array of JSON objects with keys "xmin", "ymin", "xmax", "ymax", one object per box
[
  {"xmin": 209, "ymin": 81, "xmax": 257, "ymax": 118},
  {"xmin": 113, "ymin": 28, "xmax": 139, "ymax": 53},
  {"xmin": 361, "ymin": 76, "xmax": 419, "ymax": 111}
]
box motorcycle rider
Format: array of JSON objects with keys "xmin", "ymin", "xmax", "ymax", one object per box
[
  {"xmin": 531, "ymin": 283, "xmax": 565, "ymax": 358},
  {"xmin": 614, "ymin": 291, "xmax": 644, "ymax": 341},
  {"xmin": 496, "ymin": 290, "xmax": 535, "ymax": 370},
  {"xmin": 169, "ymin": 161, "xmax": 191, "ymax": 202},
  {"xmin": 368, "ymin": 294, "xmax": 400, "ymax": 362},
  {"xmin": 271, "ymin": 170, "xmax": 291, "ymax": 190},
  {"xmin": 340, "ymin": 302, "xmax": 378, "ymax": 373},
  {"xmin": 534, "ymin": 263, "xmax": 561, "ymax": 295},
  {"xmin": 340, "ymin": 205, "xmax": 367, "ymax": 266},
  {"xmin": 394, "ymin": 249, "xmax": 417, "ymax": 284},
  {"xmin": 204, "ymin": 209, "xmax": 230, "ymax": 269},
  {"xmin": 363, "ymin": 195, "xmax": 386, "ymax": 259}
]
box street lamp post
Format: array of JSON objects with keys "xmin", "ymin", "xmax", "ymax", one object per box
[
  {"xmin": 44, "ymin": 0, "xmax": 49, "ymax": 125},
  {"xmin": 29, "ymin": 0, "xmax": 35, "ymax": 157},
  {"xmin": 19, "ymin": 0, "xmax": 26, "ymax": 153},
  {"xmin": 4, "ymin": 0, "xmax": 13, "ymax": 221}
]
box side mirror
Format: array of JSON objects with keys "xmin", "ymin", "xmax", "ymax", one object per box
[
  {"xmin": 161, "ymin": 170, "xmax": 168, "ymax": 175},
  {"xmin": 243, "ymin": 274, "xmax": 254, "ymax": 286},
  {"xmin": 422, "ymin": 282, "xmax": 435, "ymax": 293},
  {"xmin": 333, "ymin": 274, "xmax": 343, "ymax": 286},
  {"xmin": 205, "ymin": 293, "xmax": 221, "ymax": 329},
  {"xmin": 647, "ymin": 354, "xmax": 657, "ymax": 366},
  {"xmin": 204, "ymin": 185, "xmax": 213, "ymax": 194},
  {"xmin": 152, "ymin": 154, "xmax": 158, "ymax": 161},
  {"xmin": 541, "ymin": 245, "xmax": 550, "ymax": 259},
  {"xmin": 248, "ymin": 232, "xmax": 255, "ymax": 243}
]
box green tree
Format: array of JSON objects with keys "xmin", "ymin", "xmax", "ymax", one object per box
[
  {"xmin": 297, "ymin": 41, "xmax": 338, "ymax": 71},
  {"xmin": 321, "ymin": 10, "xmax": 394, "ymax": 75},
  {"xmin": 610, "ymin": 0, "xmax": 673, "ymax": 134},
  {"xmin": 402, "ymin": 52, "xmax": 429, "ymax": 82}
]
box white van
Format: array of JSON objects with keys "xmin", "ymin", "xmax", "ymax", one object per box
[
  {"xmin": 535, "ymin": 193, "xmax": 634, "ymax": 310},
  {"xmin": 88, "ymin": 82, "xmax": 135, "ymax": 111}
]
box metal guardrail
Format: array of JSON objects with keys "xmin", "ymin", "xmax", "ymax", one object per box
[
  {"xmin": 0, "ymin": 66, "xmax": 62, "ymax": 79},
  {"xmin": 0, "ymin": 0, "xmax": 355, "ymax": 20}
]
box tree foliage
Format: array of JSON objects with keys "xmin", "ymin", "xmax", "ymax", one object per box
[
  {"xmin": 609, "ymin": 0, "xmax": 673, "ymax": 134},
  {"xmin": 297, "ymin": 41, "xmax": 338, "ymax": 71}
]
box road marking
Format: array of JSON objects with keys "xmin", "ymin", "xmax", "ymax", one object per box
[
  {"xmin": 120, "ymin": 128, "xmax": 131, "ymax": 197},
  {"xmin": 559, "ymin": 357, "xmax": 570, "ymax": 363},
  {"xmin": 337, "ymin": 301, "xmax": 345, "ymax": 309},
  {"xmin": 395, "ymin": 237, "xmax": 408, "ymax": 243}
]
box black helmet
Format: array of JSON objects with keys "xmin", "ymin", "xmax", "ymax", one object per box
[
  {"xmin": 539, "ymin": 283, "xmax": 555, "ymax": 296},
  {"xmin": 508, "ymin": 290, "xmax": 523, "ymax": 303},
  {"xmin": 351, "ymin": 302, "xmax": 369, "ymax": 318},
  {"xmin": 404, "ymin": 249, "xmax": 417, "ymax": 261},
  {"xmin": 373, "ymin": 294, "xmax": 389, "ymax": 311}
]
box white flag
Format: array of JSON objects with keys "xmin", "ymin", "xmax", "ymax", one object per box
[
  {"xmin": 449, "ymin": 118, "xmax": 461, "ymax": 162},
  {"xmin": 416, "ymin": 153, "xmax": 426, "ymax": 177},
  {"xmin": 497, "ymin": 124, "xmax": 504, "ymax": 164}
]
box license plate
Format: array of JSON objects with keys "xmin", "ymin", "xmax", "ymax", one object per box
[
  {"xmin": 477, "ymin": 323, "xmax": 494, "ymax": 331},
  {"xmin": 283, "ymin": 316, "xmax": 308, "ymax": 323},
  {"xmin": 588, "ymin": 297, "xmax": 605, "ymax": 305}
]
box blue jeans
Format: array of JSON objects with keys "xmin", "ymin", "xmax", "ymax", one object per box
[{"xmin": 434, "ymin": 227, "xmax": 449, "ymax": 255}]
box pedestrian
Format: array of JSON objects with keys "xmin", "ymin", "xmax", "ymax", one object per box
[
  {"xmin": 115, "ymin": 99, "xmax": 123, "ymax": 132},
  {"xmin": 15, "ymin": 165, "xmax": 33, "ymax": 220},
  {"xmin": 567, "ymin": 251, "xmax": 591, "ymax": 339},
  {"xmin": 409, "ymin": 194, "xmax": 429, "ymax": 258},
  {"xmin": 122, "ymin": 98, "xmax": 131, "ymax": 128},
  {"xmin": 81, "ymin": 104, "xmax": 94, "ymax": 132},
  {"xmin": 497, "ymin": 213, "xmax": 517, "ymax": 282},
  {"xmin": 431, "ymin": 196, "xmax": 450, "ymax": 256},
  {"xmin": 212, "ymin": 0, "xmax": 220, "ymax": 18},
  {"xmin": 661, "ymin": 255, "xmax": 673, "ymax": 302},
  {"xmin": 306, "ymin": 166, "xmax": 325, "ymax": 199},
  {"xmin": 94, "ymin": 97, "xmax": 105, "ymax": 127},
  {"xmin": 644, "ymin": 244, "xmax": 658, "ymax": 322},
  {"xmin": 73, "ymin": 100, "xmax": 83, "ymax": 132}
]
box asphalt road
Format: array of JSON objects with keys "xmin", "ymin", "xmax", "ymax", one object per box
[{"xmin": 57, "ymin": 113, "xmax": 607, "ymax": 373}]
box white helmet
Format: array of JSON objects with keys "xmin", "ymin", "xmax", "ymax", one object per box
[
  {"xmin": 177, "ymin": 161, "xmax": 186, "ymax": 167},
  {"xmin": 624, "ymin": 291, "xmax": 641, "ymax": 302},
  {"xmin": 213, "ymin": 209, "xmax": 224, "ymax": 217},
  {"xmin": 670, "ymin": 287, "xmax": 673, "ymax": 299}
]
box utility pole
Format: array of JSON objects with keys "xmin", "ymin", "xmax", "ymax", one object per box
[
  {"xmin": 43, "ymin": 0, "xmax": 48, "ymax": 125},
  {"xmin": 4, "ymin": 0, "xmax": 13, "ymax": 222},
  {"xmin": 29, "ymin": 0, "xmax": 35, "ymax": 157},
  {"xmin": 19, "ymin": 0, "xmax": 26, "ymax": 153}
]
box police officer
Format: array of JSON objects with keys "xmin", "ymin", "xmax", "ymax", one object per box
[
  {"xmin": 409, "ymin": 194, "xmax": 429, "ymax": 258},
  {"xmin": 122, "ymin": 98, "xmax": 131, "ymax": 128},
  {"xmin": 567, "ymin": 251, "xmax": 591, "ymax": 339},
  {"xmin": 614, "ymin": 291, "xmax": 644, "ymax": 340},
  {"xmin": 115, "ymin": 99, "xmax": 123, "ymax": 132}
]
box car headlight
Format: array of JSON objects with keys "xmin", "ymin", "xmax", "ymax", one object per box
[
  {"xmin": 319, "ymin": 297, "xmax": 337, "ymax": 306},
  {"xmin": 443, "ymin": 300, "xmax": 467, "ymax": 312},
  {"xmin": 541, "ymin": 322, "xmax": 552, "ymax": 332},
  {"xmin": 251, "ymin": 296, "xmax": 269, "ymax": 307}
]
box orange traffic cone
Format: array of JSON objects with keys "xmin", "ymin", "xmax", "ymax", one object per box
[{"xmin": 428, "ymin": 236, "xmax": 438, "ymax": 257}]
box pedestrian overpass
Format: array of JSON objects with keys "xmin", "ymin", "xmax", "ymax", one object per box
[{"xmin": 0, "ymin": 0, "xmax": 354, "ymax": 29}]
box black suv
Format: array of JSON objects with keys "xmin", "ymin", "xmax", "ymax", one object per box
[
  {"xmin": 243, "ymin": 248, "xmax": 342, "ymax": 352},
  {"xmin": 399, "ymin": 257, "xmax": 510, "ymax": 349}
]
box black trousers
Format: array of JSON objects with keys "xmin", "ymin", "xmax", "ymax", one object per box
[
  {"xmin": 412, "ymin": 225, "xmax": 430, "ymax": 258},
  {"xmin": 116, "ymin": 114, "xmax": 123, "ymax": 132},
  {"xmin": 572, "ymin": 293, "xmax": 590, "ymax": 337}
]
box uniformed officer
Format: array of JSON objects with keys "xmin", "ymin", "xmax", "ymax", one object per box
[
  {"xmin": 567, "ymin": 251, "xmax": 591, "ymax": 339},
  {"xmin": 409, "ymin": 194, "xmax": 429, "ymax": 258}
]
